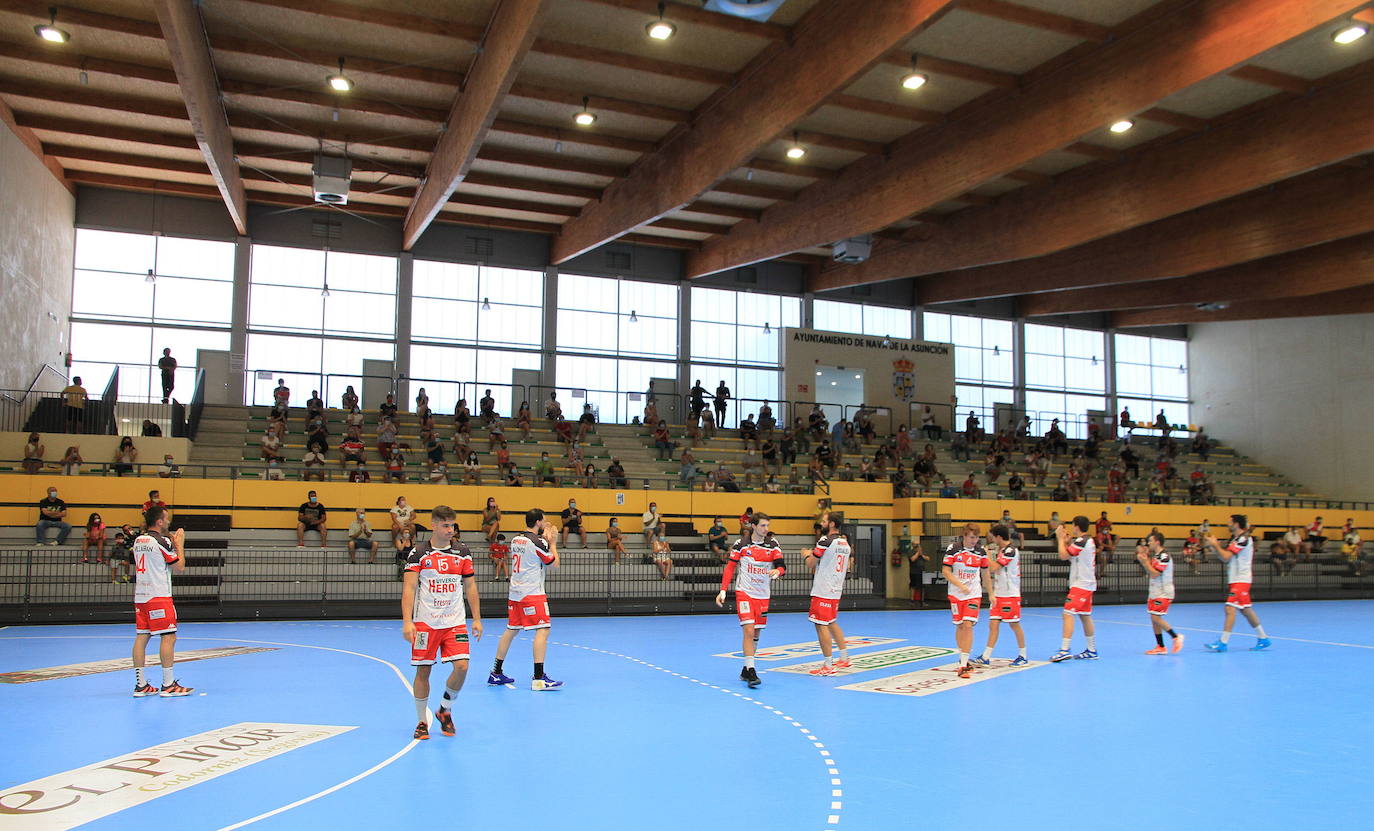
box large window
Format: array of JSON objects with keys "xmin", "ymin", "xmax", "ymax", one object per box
[
  {"xmin": 690, "ymin": 287, "xmax": 800, "ymax": 368},
  {"xmin": 409, "ymin": 345, "xmax": 542, "ymax": 417},
  {"xmin": 1024, "ymin": 323, "xmax": 1107, "ymax": 438},
  {"xmin": 411, "ymin": 261, "xmax": 542, "ymax": 349},
  {"xmin": 245, "ymin": 333, "xmax": 394, "ymax": 408},
  {"xmin": 688, "ymin": 365, "xmax": 782, "ymax": 428},
  {"xmin": 554, "ymin": 355, "xmax": 676, "ymax": 425},
  {"xmin": 248, "ymin": 245, "xmax": 396, "ymax": 337},
  {"xmin": 556, "ymin": 274, "xmax": 678, "ymax": 359},
  {"xmin": 924, "ymin": 312, "xmax": 1014, "ymax": 425},
  {"xmin": 814, "ymin": 299, "xmax": 913, "ymax": 340},
  {"xmin": 69, "ymin": 322, "xmax": 230, "ymax": 403},
  {"xmin": 1115, "ymin": 333, "xmax": 1190, "ymax": 430}
]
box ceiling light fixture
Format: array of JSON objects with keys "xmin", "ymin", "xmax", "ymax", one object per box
[
  {"xmin": 145, "ymin": 268, "xmax": 156, "ymax": 284},
  {"xmin": 35, "ymin": 7, "xmax": 69, "ymax": 43},
  {"xmin": 854, "ymin": 374, "xmax": 861, "ymax": 380},
  {"xmin": 1109, "ymin": 119, "xmax": 1134, "ymax": 134},
  {"xmin": 629, "ymin": 310, "xmax": 638, "ymax": 323},
  {"xmin": 321, "ymin": 283, "xmax": 331, "ymax": 298},
  {"xmin": 574, "ymin": 96, "xmax": 596, "ymax": 126},
  {"xmin": 646, "ymin": 1, "xmax": 677, "ymax": 40},
  {"xmin": 900, "ymin": 55, "xmax": 927, "ymax": 90},
  {"xmin": 1332, "ymin": 22, "xmax": 1368, "ymax": 44},
  {"xmin": 327, "ymin": 58, "xmax": 353, "ymax": 92},
  {"xmin": 481, "ymin": 297, "xmax": 491, "ymax": 311},
  {"xmin": 786, "ymin": 130, "xmax": 806, "ymax": 160},
  {"xmin": 816, "ymin": 370, "xmax": 823, "ymax": 377},
  {"xmin": 763, "ymin": 321, "xmax": 772, "ymax": 334},
  {"xmin": 992, "ymin": 345, "xmax": 1000, "ymax": 356}
]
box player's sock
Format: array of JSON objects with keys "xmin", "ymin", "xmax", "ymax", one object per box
[
  {"xmin": 534, "ymin": 662, "xmax": 545, "ymax": 680},
  {"xmin": 980, "ymin": 646, "xmax": 993, "ymax": 660},
  {"xmin": 822, "ymin": 656, "xmax": 832, "ymax": 668},
  {"xmin": 744, "ymin": 656, "xmax": 755, "ymax": 670},
  {"xmin": 1018, "ymin": 647, "xmax": 1027, "ymax": 659},
  {"xmin": 1060, "ymin": 637, "xmax": 1071, "ymax": 651},
  {"xmin": 492, "ymin": 658, "xmax": 504, "ymax": 674},
  {"xmin": 1155, "ymin": 633, "xmax": 1165, "ymax": 647},
  {"xmin": 161, "ymin": 666, "xmax": 174, "ymax": 687},
  {"xmin": 134, "ymin": 667, "xmax": 145, "ymax": 687},
  {"xmin": 958, "ymin": 652, "xmax": 969, "ymax": 667},
  {"xmin": 1219, "ymin": 631, "xmax": 1231, "ymax": 644},
  {"xmin": 1166, "ymin": 628, "xmax": 1178, "ymax": 639},
  {"xmin": 440, "ymin": 686, "xmax": 460, "ymax": 712},
  {"xmin": 1254, "ymin": 625, "xmax": 1267, "ymax": 638},
  {"xmin": 414, "ymin": 697, "xmax": 427, "ymax": 723},
  {"xmin": 1086, "ymin": 637, "xmax": 1096, "ymax": 652}
]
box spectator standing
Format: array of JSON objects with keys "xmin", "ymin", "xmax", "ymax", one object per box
[
  {"xmin": 60, "ymin": 445, "xmax": 83, "ymax": 476},
  {"xmin": 62, "ymin": 377, "xmax": 87, "ymax": 432},
  {"xmin": 112, "ymin": 437, "xmax": 138, "ymax": 476},
  {"xmin": 689, "ymin": 380, "xmax": 707, "ymax": 422},
  {"xmin": 341, "ymin": 385, "xmax": 359, "ymax": 412},
  {"xmin": 156, "ymin": 348, "xmax": 178, "ymax": 403},
  {"xmin": 22, "ymin": 432, "xmax": 45, "ymax": 475},
  {"xmin": 642, "ymin": 502, "xmax": 661, "ymax": 544},
  {"xmin": 921, "ymin": 405, "xmax": 941, "ymax": 440},
  {"xmin": 348, "ymin": 509, "xmax": 378, "ymax": 564},
  {"xmin": 82, "ymin": 512, "xmax": 107, "ymax": 564},
  {"xmin": 713, "ymin": 380, "xmax": 730, "ymax": 426},
  {"xmin": 560, "ymin": 498, "xmax": 586, "ymax": 548},
  {"xmin": 35, "ymin": 486, "xmax": 71, "ymax": 545},
  {"xmin": 297, "ymin": 490, "xmax": 328, "ymax": 548}
]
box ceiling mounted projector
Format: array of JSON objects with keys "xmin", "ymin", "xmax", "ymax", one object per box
[
  {"xmin": 312, "ymin": 155, "xmax": 353, "ymax": 205},
  {"xmin": 831, "ymin": 234, "xmax": 873, "ymax": 264},
  {"xmin": 703, "ymin": 0, "xmax": 788, "ymax": 21}
]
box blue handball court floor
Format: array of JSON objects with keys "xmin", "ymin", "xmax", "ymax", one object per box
[{"xmin": 2, "ymin": 600, "xmax": 1371, "ymax": 831}]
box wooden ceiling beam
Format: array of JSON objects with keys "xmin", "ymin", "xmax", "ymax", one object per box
[
  {"xmin": 1229, "ymin": 64, "xmax": 1313, "ymax": 92},
  {"xmin": 685, "ymin": 0, "xmax": 1371, "ymax": 281},
  {"xmin": 152, "ymin": 0, "xmax": 248, "ymax": 235},
  {"xmin": 573, "ymin": 0, "xmax": 787, "ymax": 39},
  {"xmin": 881, "ymin": 50, "xmax": 1018, "ymax": 89},
  {"xmin": 1021, "ymin": 231, "xmax": 1374, "ymax": 316},
  {"xmin": 549, "ymin": 0, "xmax": 959, "ymax": 263},
  {"xmin": 956, "ymin": 0, "xmax": 1111, "ymax": 41},
  {"xmin": 900, "ymin": 68, "xmax": 1374, "ymax": 302},
  {"xmin": 403, "ymin": 0, "xmax": 551, "ymax": 249},
  {"xmin": 1112, "ymin": 284, "xmax": 1374, "ymax": 327}
]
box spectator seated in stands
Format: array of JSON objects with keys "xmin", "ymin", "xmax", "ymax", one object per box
[
  {"xmin": 1154, "ymin": 409, "xmax": 1171, "ymax": 438},
  {"xmin": 1119, "ymin": 445, "xmax": 1140, "ymax": 480},
  {"xmin": 842, "ymin": 421, "xmax": 861, "ymax": 455},
  {"xmin": 607, "ymin": 457, "xmax": 627, "ymax": 488},
  {"xmin": 566, "ymin": 440, "xmax": 584, "ymax": 473},
  {"xmin": 341, "ymin": 385, "xmax": 359, "ymax": 412},
  {"xmin": 344, "ymin": 406, "xmax": 364, "ymax": 432},
  {"xmin": 80, "ymin": 513, "xmax": 105, "ymax": 565},
  {"xmin": 382, "ymin": 446, "xmax": 407, "ymax": 483},
  {"xmin": 559, "ymin": 499, "xmax": 587, "ymax": 548},
  {"xmin": 35, "ymin": 486, "xmax": 70, "ymax": 545},
  {"xmin": 423, "ymin": 430, "xmax": 445, "ymax": 467},
  {"xmin": 679, "ymin": 449, "xmax": 698, "ymax": 488},
  {"xmin": 1095, "ymin": 512, "xmax": 1117, "ymax": 564},
  {"xmin": 983, "ymin": 451, "xmax": 1004, "ymax": 484},
  {"xmin": 1052, "ymin": 478, "xmax": 1071, "ymax": 502},
  {"xmin": 606, "ymin": 518, "xmax": 626, "ymax": 564},
  {"xmin": 950, "ymin": 431, "xmax": 971, "ymax": 462},
  {"xmin": 778, "ymin": 430, "xmax": 797, "ymax": 468},
  {"xmin": 297, "ymin": 490, "xmax": 328, "ymax": 548},
  {"xmin": 1269, "ymin": 538, "xmax": 1295, "ymax": 576},
  {"xmin": 142, "ymin": 419, "xmax": 162, "ymax": 437},
  {"xmin": 262, "ymin": 459, "xmax": 285, "ymax": 480},
  {"xmin": 22, "ymin": 432, "xmax": 44, "ymax": 475},
  {"xmin": 961, "ymin": 474, "xmax": 981, "ymax": 499},
  {"xmin": 1284, "ymin": 526, "xmax": 1310, "ymax": 561},
  {"xmin": 1007, "ymin": 470, "xmax": 1026, "ymax": 499},
  {"xmin": 575, "ymin": 404, "xmax": 597, "ymax": 441},
  {"xmin": 742, "ymin": 446, "xmax": 764, "ymax": 487},
  {"xmin": 653, "ymin": 420, "xmax": 674, "ymax": 460},
  {"xmin": 856, "ymin": 408, "xmax": 877, "ymax": 442},
  {"xmin": 641, "ymin": 502, "xmax": 661, "ymax": 544},
  {"xmin": 1191, "ymin": 427, "xmax": 1212, "ymax": 460},
  {"xmin": 306, "ymin": 411, "xmax": 330, "ymax": 451},
  {"xmin": 650, "ymin": 530, "xmax": 674, "ymax": 580},
  {"xmin": 545, "ymin": 392, "xmax": 563, "ymax": 422},
  {"xmin": 1182, "ymin": 533, "xmax": 1202, "ymax": 574},
  {"xmin": 717, "ymin": 465, "xmax": 741, "ymax": 492},
  {"xmin": 534, "ymin": 452, "xmax": 557, "ymax": 486},
  {"xmin": 1044, "ymin": 419, "xmax": 1068, "ymax": 458},
  {"xmin": 486, "ymin": 418, "xmax": 506, "ymax": 452},
  {"xmin": 347, "ymin": 461, "xmax": 370, "ymax": 483},
  {"xmin": 390, "ymin": 496, "xmax": 415, "ymax": 544},
  {"xmin": 463, "ymin": 451, "xmax": 481, "ymax": 485},
  {"xmin": 428, "ymin": 460, "xmax": 448, "ymax": 484},
  {"xmin": 516, "ymin": 401, "xmax": 532, "ymax": 440},
  {"xmin": 807, "ymin": 405, "xmax": 828, "ymax": 441},
  {"xmin": 814, "ymin": 439, "xmax": 836, "ymax": 473},
  {"xmin": 112, "ymin": 437, "xmax": 138, "ymax": 476},
  {"xmin": 838, "ymin": 462, "xmax": 856, "ymax": 482},
  {"xmin": 1342, "ymin": 528, "xmax": 1365, "ymax": 576},
  {"xmin": 758, "ymin": 401, "xmax": 776, "ymax": 433},
  {"xmin": 260, "ymin": 423, "xmax": 285, "ymax": 464},
  {"xmin": 158, "ymin": 454, "xmax": 181, "ymax": 478},
  {"xmin": 581, "ymin": 463, "xmax": 597, "ymax": 489},
  {"xmin": 707, "ymin": 518, "xmax": 729, "ymax": 562},
  {"xmin": 379, "ymin": 393, "xmax": 398, "ymax": 420},
  {"xmin": 272, "ymin": 378, "xmax": 290, "ymax": 413},
  {"xmin": 762, "ymin": 475, "xmax": 781, "ymax": 494},
  {"xmin": 553, "ymin": 417, "xmax": 574, "ymax": 445},
  {"xmin": 479, "ymin": 389, "xmax": 497, "ymax": 425},
  {"xmin": 1307, "ymin": 517, "xmax": 1327, "ymax": 553},
  {"xmin": 339, "ymin": 432, "xmax": 366, "ymax": 468},
  {"xmin": 699, "ymin": 406, "xmax": 716, "ymax": 439},
  {"xmin": 920, "ymin": 405, "xmax": 942, "ymax": 440},
  {"xmin": 739, "ymin": 414, "xmax": 759, "ymax": 446},
  {"xmin": 503, "ymin": 467, "xmax": 524, "ymax": 487},
  {"xmin": 59, "ymin": 445, "xmax": 83, "ymax": 476},
  {"xmin": 348, "ymin": 509, "xmax": 378, "ymax": 564},
  {"xmin": 643, "ymin": 398, "xmax": 659, "ymax": 427},
  {"xmin": 452, "ymin": 434, "xmax": 471, "ymax": 469},
  {"xmin": 376, "ymin": 415, "xmax": 399, "ymax": 461},
  {"xmin": 306, "ymin": 390, "xmax": 324, "ymax": 421},
  {"xmin": 891, "ymin": 465, "xmax": 912, "ymax": 498}
]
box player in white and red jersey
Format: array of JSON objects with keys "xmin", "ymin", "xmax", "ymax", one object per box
[
  {"xmin": 1204, "ymin": 514, "xmax": 1271, "ymax": 652},
  {"xmin": 1136, "ymin": 531, "xmax": 1183, "ymax": 655},
  {"xmin": 941, "ymin": 523, "xmax": 988, "ymax": 678},
  {"xmin": 976, "ymin": 524, "xmax": 1028, "ymax": 667},
  {"xmin": 1050, "ymin": 515, "xmax": 1099, "ymax": 662},
  {"xmin": 805, "ymin": 511, "xmax": 852, "ymax": 676},
  {"xmin": 716, "ymin": 512, "xmax": 786, "ymax": 688},
  {"xmin": 488, "ymin": 508, "xmax": 563, "ymax": 690},
  {"xmin": 401, "ymin": 504, "xmax": 482, "ymax": 740},
  {"xmin": 130, "ymin": 505, "xmax": 192, "ymax": 698}
]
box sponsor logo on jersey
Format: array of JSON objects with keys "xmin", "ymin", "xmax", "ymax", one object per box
[
  {"xmin": 769, "ymin": 645, "xmax": 955, "ymax": 676},
  {"xmin": 837, "ymin": 658, "xmax": 1046, "ymax": 697},
  {"xmin": 0, "ymin": 647, "xmax": 279, "ymax": 684},
  {"xmin": 0, "ymin": 722, "xmax": 353, "ymax": 828},
  {"xmin": 713, "ymin": 636, "xmax": 903, "ymax": 661}
]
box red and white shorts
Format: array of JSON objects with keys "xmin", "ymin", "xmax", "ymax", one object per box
[
  {"xmin": 989, "ymin": 596, "xmax": 1021, "ymax": 622},
  {"xmin": 1226, "ymin": 582, "xmax": 1253, "ymax": 609},
  {"xmin": 410, "ymin": 623, "xmax": 470, "ymax": 666},
  {"xmin": 134, "ymin": 597, "xmax": 178, "ymax": 635},
  {"xmin": 1147, "ymin": 597, "xmax": 1172, "ymax": 616},
  {"xmin": 1064, "ymin": 587, "xmax": 1094, "ymax": 616},
  {"xmin": 948, "ymin": 596, "xmax": 981, "ymax": 624},
  {"xmin": 507, "ymin": 594, "xmax": 552, "ymax": 630},
  {"xmin": 736, "ymin": 594, "xmax": 770, "ymax": 628},
  {"xmin": 808, "ymin": 596, "xmax": 839, "ymax": 625}
]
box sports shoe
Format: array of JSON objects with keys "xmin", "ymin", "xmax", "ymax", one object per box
[
  {"xmin": 972, "ymin": 656, "xmax": 992, "ymax": 666},
  {"xmin": 1144, "ymin": 645, "xmax": 1168, "ymax": 655},
  {"xmin": 132, "ymin": 682, "xmax": 158, "ymax": 697},
  {"xmin": 1204, "ymin": 640, "xmax": 1228, "ymax": 652},
  {"xmin": 435, "ymin": 708, "xmax": 455, "ymax": 736},
  {"xmin": 743, "ymin": 667, "xmax": 761, "ymax": 689},
  {"xmin": 413, "ymin": 721, "xmax": 429, "ymax": 740},
  {"xmin": 159, "ymin": 681, "xmax": 193, "ymax": 697},
  {"xmin": 487, "ymin": 671, "xmax": 516, "ymax": 686},
  {"xmin": 531, "ymin": 676, "xmax": 563, "ymax": 691},
  {"xmin": 1049, "ymin": 649, "xmax": 1073, "ymax": 663},
  {"xmin": 956, "ymin": 663, "xmax": 973, "ymax": 679},
  {"xmin": 1009, "ymin": 656, "xmax": 1029, "ymax": 666},
  {"xmin": 1171, "ymin": 633, "xmax": 1185, "ymax": 654},
  {"xmin": 833, "ymin": 658, "xmax": 852, "ymax": 668},
  {"xmin": 1250, "ymin": 637, "xmax": 1273, "ymax": 651},
  {"xmin": 808, "ymin": 665, "xmax": 836, "ymax": 676},
  {"xmin": 1073, "ymin": 649, "xmax": 1098, "ymax": 660}
]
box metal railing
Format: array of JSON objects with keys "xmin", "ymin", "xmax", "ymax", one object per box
[{"xmin": 187, "ymin": 368, "xmax": 208, "ymax": 440}]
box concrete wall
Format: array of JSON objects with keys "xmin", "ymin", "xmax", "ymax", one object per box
[
  {"xmin": 0, "ymin": 122, "xmax": 75, "ymax": 391},
  {"xmin": 1190, "ymin": 315, "xmax": 1374, "ymax": 501}
]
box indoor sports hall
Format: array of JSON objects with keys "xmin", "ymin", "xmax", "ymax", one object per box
[{"xmin": 2, "ymin": 0, "xmax": 1373, "ymax": 829}]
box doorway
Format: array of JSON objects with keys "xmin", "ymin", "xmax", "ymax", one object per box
[{"xmin": 813, "ymin": 365, "xmax": 865, "ymax": 426}]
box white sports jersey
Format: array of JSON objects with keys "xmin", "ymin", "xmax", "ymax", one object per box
[
  {"xmin": 132, "ymin": 532, "xmax": 177, "ymax": 603},
  {"xmin": 1147, "ymin": 551, "xmax": 1175, "ymax": 600},
  {"xmin": 405, "ymin": 544, "xmax": 474, "ymax": 628},
  {"xmin": 809, "ymin": 534, "xmax": 851, "ymax": 600},
  {"xmin": 727, "ymin": 537, "xmax": 785, "ymax": 599},
  {"xmin": 1225, "ymin": 534, "xmax": 1254, "ymax": 583},
  {"xmin": 1066, "ymin": 534, "xmax": 1098, "ymax": 592},
  {"xmin": 942, "ymin": 542, "xmax": 988, "ymax": 602},
  {"xmin": 508, "ymin": 532, "xmax": 555, "ymax": 601},
  {"xmin": 991, "ymin": 544, "xmax": 1021, "ymax": 598}
]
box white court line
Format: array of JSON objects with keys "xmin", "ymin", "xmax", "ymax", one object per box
[
  {"xmin": 0, "ymin": 633, "xmax": 423, "ymax": 828},
  {"xmin": 1022, "ymin": 612, "xmax": 1374, "ymax": 650}
]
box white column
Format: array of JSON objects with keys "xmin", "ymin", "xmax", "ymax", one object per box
[{"xmin": 227, "ymin": 235, "xmax": 250, "ymax": 404}]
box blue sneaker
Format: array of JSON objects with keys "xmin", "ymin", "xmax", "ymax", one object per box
[
  {"xmin": 487, "ymin": 671, "xmax": 516, "ymax": 686},
  {"xmin": 1009, "ymin": 656, "xmax": 1029, "ymax": 666},
  {"xmin": 1049, "ymin": 649, "xmax": 1073, "ymax": 663},
  {"xmin": 1204, "ymin": 640, "xmax": 1228, "ymax": 652},
  {"xmin": 1250, "ymin": 638, "xmax": 1272, "ymax": 651},
  {"xmin": 531, "ymin": 676, "xmax": 563, "ymax": 691},
  {"xmin": 972, "ymin": 656, "xmax": 992, "ymax": 666},
  {"xmin": 1074, "ymin": 649, "xmax": 1098, "ymax": 660}
]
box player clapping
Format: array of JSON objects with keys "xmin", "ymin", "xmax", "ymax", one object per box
[
  {"xmin": 941, "ymin": 523, "xmax": 988, "ymax": 679},
  {"xmin": 976, "ymin": 524, "xmax": 1028, "ymax": 666},
  {"xmin": 716, "ymin": 513, "xmax": 785, "ymax": 689},
  {"xmin": 1050, "ymin": 516, "xmax": 1099, "ymax": 662},
  {"xmin": 1136, "ymin": 532, "xmax": 1183, "ymax": 655},
  {"xmin": 1203, "ymin": 514, "xmax": 1272, "ymax": 652}
]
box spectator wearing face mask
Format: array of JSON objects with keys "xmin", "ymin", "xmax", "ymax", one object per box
[
  {"xmin": 36, "ymin": 486, "xmax": 71, "ymax": 545},
  {"xmin": 560, "ymin": 498, "xmax": 586, "ymax": 548},
  {"xmin": 348, "ymin": 508, "xmax": 378, "ymax": 564},
  {"xmin": 297, "ymin": 490, "xmax": 328, "ymax": 548}
]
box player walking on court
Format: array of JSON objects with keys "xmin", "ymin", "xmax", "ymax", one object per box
[
  {"xmin": 1136, "ymin": 531, "xmax": 1183, "ymax": 655},
  {"xmin": 942, "ymin": 523, "xmax": 988, "ymax": 678},
  {"xmin": 1204, "ymin": 514, "xmax": 1272, "ymax": 652},
  {"xmin": 975, "ymin": 524, "xmax": 1028, "ymax": 666},
  {"xmin": 806, "ymin": 511, "xmax": 852, "ymax": 676},
  {"xmin": 401, "ymin": 505, "xmax": 482, "ymax": 740},
  {"xmin": 130, "ymin": 506, "xmax": 193, "ymax": 697},
  {"xmin": 488, "ymin": 509, "xmax": 563, "ymax": 690},
  {"xmin": 1050, "ymin": 515, "xmax": 1099, "ymax": 662},
  {"xmin": 716, "ymin": 513, "xmax": 786, "ymax": 688}
]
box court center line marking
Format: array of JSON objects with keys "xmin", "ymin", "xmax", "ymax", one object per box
[
  {"xmin": 1021, "ymin": 612, "xmax": 1374, "ymax": 650},
  {"xmin": 0, "ymin": 633, "xmax": 423, "ymax": 828},
  {"xmin": 555, "ymin": 640, "xmax": 843, "ymax": 830}
]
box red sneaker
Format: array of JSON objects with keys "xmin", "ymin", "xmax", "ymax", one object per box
[
  {"xmin": 132, "ymin": 683, "xmax": 158, "ymax": 697},
  {"xmin": 159, "ymin": 681, "xmax": 194, "ymax": 697},
  {"xmin": 957, "ymin": 663, "xmax": 973, "ymax": 679},
  {"xmin": 413, "ymin": 721, "xmax": 429, "ymax": 740},
  {"xmin": 808, "ymin": 665, "xmax": 836, "ymax": 676},
  {"xmin": 833, "ymin": 658, "xmax": 852, "ymax": 668},
  {"xmin": 1144, "ymin": 645, "xmax": 1167, "ymax": 655},
  {"xmin": 435, "ymin": 708, "xmax": 455, "ymax": 737},
  {"xmin": 1171, "ymin": 633, "xmax": 1185, "ymax": 654}
]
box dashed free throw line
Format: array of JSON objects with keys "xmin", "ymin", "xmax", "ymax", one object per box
[
  {"xmin": 554, "ymin": 641, "xmax": 844, "ymax": 828},
  {"xmin": 1022, "ymin": 612, "xmax": 1374, "ymax": 650}
]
